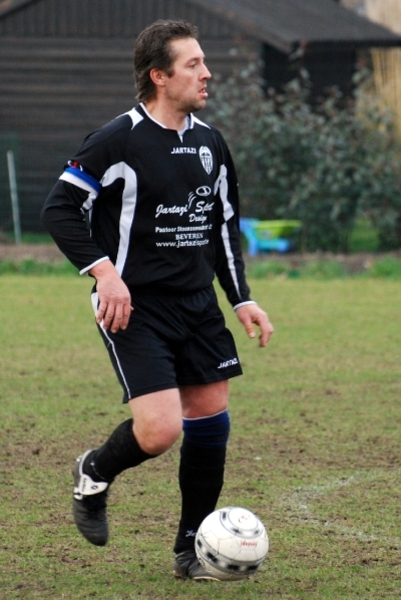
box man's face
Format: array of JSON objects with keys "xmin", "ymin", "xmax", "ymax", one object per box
[{"xmin": 164, "ymin": 37, "xmax": 212, "ymax": 114}]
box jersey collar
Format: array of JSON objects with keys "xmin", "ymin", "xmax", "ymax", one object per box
[{"xmin": 139, "ymin": 103, "xmax": 194, "ymax": 131}]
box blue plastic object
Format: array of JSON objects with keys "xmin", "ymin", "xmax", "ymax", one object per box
[{"xmin": 239, "ymin": 218, "xmax": 300, "ymax": 257}]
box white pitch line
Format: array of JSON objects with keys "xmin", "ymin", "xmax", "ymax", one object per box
[{"xmin": 278, "ymin": 469, "xmax": 401, "ymax": 546}]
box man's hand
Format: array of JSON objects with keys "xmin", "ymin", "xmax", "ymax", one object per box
[
  {"xmin": 235, "ymin": 303, "xmax": 274, "ymax": 348},
  {"xmin": 89, "ymin": 260, "xmax": 133, "ymax": 333}
]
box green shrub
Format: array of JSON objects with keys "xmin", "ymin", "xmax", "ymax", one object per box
[
  {"xmin": 350, "ymin": 218, "xmax": 378, "ymax": 252},
  {"xmin": 247, "ymin": 260, "xmax": 294, "ymax": 279},
  {"xmin": 0, "ymin": 259, "xmax": 77, "ymax": 275},
  {"xmin": 248, "ymin": 259, "xmax": 347, "ymax": 280},
  {"xmin": 207, "ymin": 62, "xmax": 401, "ymax": 252},
  {"xmin": 364, "ymin": 256, "xmax": 401, "ymax": 278},
  {"xmin": 247, "ymin": 256, "xmax": 401, "ymax": 280},
  {"xmin": 300, "ymin": 259, "xmax": 348, "ymax": 280}
]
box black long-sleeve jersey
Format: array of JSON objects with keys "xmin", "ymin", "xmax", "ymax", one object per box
[{"xmin": 42, "ymin": 103, "xmax": 251, "ymax": 307}]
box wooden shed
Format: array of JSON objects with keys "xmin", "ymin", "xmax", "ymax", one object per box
[{"xmin": 1, "ymin": 0, "xmax": 400, "ymax": 233}]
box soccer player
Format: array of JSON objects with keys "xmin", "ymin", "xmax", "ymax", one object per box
[{"xmin": 41, "ymin": 19, "xmax": 274, "ymax": 580}]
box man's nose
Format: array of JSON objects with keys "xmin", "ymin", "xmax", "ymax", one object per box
[{"xmin": 202, "ymin": 65, "xmax": 212, "ymax": 80}]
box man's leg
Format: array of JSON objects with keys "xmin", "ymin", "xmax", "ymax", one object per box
[
  {"xmin": 173, "ymin": 380, "xmax": 230, "ymax": 579},
  {"xmin": 73, "ymin": 389, "xmax": 182, "ymax": 546}
]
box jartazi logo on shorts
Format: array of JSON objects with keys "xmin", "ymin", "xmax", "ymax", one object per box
[{"xmin": 217, "ymin": 358, "xmax": 239, "ymax": 369}]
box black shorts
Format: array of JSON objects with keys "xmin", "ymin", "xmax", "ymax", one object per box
[{"xmin": 91, "ymin": 285, "xmax": 243, "ymax": 402}]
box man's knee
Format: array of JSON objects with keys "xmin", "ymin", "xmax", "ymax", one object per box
[
  {"xmin": 129, "ymin": 389, "xmax": 183, "ymax": 455},
  {"xmin": 180, "ymin": 380, "xmax": 229, "ymax": 419},
  {"xmin": 135, "ymin": 419, "xmax": 182, "ymax": 455}
]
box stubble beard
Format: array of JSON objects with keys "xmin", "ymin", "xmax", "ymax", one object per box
[{"xmin": 177, "ymin": 94, "xmax": 207, "ymax": 115}]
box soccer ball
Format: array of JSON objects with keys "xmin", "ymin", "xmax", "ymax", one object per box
[{"xmin": 195, "ymin": 506, "xmax": 269, "ymax": 581}]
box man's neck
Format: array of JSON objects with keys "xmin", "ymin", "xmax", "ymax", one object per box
[{"xmin": 143, "ymin": 100, "xmax": 188, "ymax": 131}]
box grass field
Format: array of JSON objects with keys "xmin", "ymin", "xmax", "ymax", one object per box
[{"xmin": 1, "ymin": 275, "xmax": 400, "ymax": 599}]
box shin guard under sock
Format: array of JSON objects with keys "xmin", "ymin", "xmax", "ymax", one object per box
[
  {"xmin": 174, "ymin": 410, "xmax": 230, "ymax": 554},
  {"xmin": 83, "ymin": 418, "xmax": 156, "ymax": 482}
]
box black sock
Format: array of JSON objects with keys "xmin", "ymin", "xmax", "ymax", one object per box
[
  {"xmin": 83, "ymin": 418, "xmax": 156, "ymax": 482},
  {"xmin": 173, "ymin": 440, "xmax": 226, "ymax": 554}
]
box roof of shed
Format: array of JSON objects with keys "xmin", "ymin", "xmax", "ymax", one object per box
[
  {"xmin": 188, "ymin": 0, "xmax": 401, "ymax": 53},
  {"xmin": 1, "ymin": 0, "xmax": 401, "ymax": 54}
]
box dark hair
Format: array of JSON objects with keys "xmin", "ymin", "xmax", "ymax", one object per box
[{"xmin": 134, "ymin": 20, "xmax": 200, "ymax": 102}]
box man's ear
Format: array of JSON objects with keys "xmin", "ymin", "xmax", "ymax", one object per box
[{"xmin": 149, "ymin": 68, "xmax": 167, "ymax": 89}]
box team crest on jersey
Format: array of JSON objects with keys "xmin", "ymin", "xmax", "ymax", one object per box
[{"xmin": 199, "ymin": 146, "xmax": 213, "ymax": 174}]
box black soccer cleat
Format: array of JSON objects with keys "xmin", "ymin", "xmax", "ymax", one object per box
[
  {"xmin": 173, "ymin": 550, "xmax": 220, "ymax": 581},
  {"xmin": 72, "ymin": 450, "xmax": 110, "ymax": 546}
]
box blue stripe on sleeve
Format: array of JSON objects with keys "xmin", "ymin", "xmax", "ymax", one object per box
[{"xmin": 64, "ymin": 166, "xmax": 102, "ymax": 194}]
